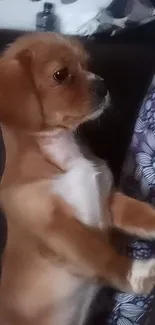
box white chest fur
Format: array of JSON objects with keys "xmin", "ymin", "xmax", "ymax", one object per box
[
  {"xmin": 39, "ymin": 131, "xmax": 112, "ymax": 228},
  {"xmin": 38, "ymin": 131, "xmax": 112, "ymax": 325},
  {"xmin": 53, "ymin": 158, "xmax": 102, "ymax": 227}
]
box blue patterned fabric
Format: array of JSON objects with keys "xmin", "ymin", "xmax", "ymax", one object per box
[{"xmin": 106, "ymin": 80, "xmax": 155, "ymax": 324}]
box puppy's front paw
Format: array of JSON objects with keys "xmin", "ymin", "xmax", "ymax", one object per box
[{"xmin": 128, "ymin": 259, "xmax": 155, "ymax": 294}]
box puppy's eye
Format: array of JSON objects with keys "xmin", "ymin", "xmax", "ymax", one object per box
[{"xmin": 53, "ymin": 68, "xmax": 70, "ymax": 84}]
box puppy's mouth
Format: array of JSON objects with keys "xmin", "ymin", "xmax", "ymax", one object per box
[
  {"xmin": 84, "ymin": 91, "xmax": 110, "ymax": 124},
  {"xmin": 84, "ymin": 73, "xmax": 109, "ymax": 123},
  {"xmin": 88, "ymin": 105, "xmax": 105, "ymax": 121}
]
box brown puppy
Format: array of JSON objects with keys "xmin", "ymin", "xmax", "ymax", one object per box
[{"xmin": 0, "ymin": 33, "xmax": 155, "ymax": 325}]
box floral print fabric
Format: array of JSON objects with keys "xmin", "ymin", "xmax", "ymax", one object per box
[
  {"xmin": 106, "ymin": 82, "xmax": 155, "ymax": 324},
  {"xmin": 122, "ymin": 84, "xmax": 155, "ymax": 203},
  {"xmin": 107, "ymin": 293, "xmax": 154, "ymax": 325}
]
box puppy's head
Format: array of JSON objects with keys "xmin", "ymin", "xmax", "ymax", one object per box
[{"xmin": 0, "ymin": 33, "xmax": 107, "ymax": 132}]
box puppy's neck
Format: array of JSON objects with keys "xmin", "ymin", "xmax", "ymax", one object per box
[{"xmin": 37, "ymin": 130, "xmax": 82, "ymax": 171}]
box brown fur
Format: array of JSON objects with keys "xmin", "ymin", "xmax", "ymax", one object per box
[
  {"xmin": 110, "ymin": 192, "xmax": 155, "ymax": 239},
  {"xmin": 0, "ymin": 33, "xmax": 154, "ymax": 324}
]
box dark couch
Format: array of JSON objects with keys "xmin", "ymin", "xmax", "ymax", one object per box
[{"xmin": 0, "ymin": 22, "xmax": 155, "ymax": 324}]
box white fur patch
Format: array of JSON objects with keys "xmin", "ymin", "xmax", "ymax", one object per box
[
  {"xmin": 53, "ymin": 158, "xmax": 102, "ymax": 227},
  {"xmin": 38, "ymin": 131, "xmax": 112, "ymax": 325},
  {"xmin": 128, "ymin": 259, "xmax": 155, "ymax": 294},
  {"xmin": 39, "ymin": 132, "xmax": 112, "ymax": 228},
  {"xmin": 37, "ymin": 131, "xmax": 80, "ymax": 168}
]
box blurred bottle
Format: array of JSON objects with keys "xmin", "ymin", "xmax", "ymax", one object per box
[{"xmin": 36, "ymin": 2, "xmax": 59, "ymax": 32}]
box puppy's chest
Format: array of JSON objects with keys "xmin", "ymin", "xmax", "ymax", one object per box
[{"xmin": 52, "ymin": 158, "xmax": 111, "ymax": 227}]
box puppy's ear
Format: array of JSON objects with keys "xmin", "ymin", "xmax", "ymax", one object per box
[{"xmin": 0, "ymin": 49, "xmax": 42, "ymax": 131}]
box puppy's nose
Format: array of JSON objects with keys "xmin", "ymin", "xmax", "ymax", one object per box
[{"xmin": 92, "ymin": 76, "xmax": 107, "ymax": 98}]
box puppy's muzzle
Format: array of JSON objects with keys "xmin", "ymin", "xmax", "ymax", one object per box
[
  {"xmin": 91, "ymin": 76, "xmax": 107, "ymax": 99},
  {"xmin": 87, "ymin": 72, "xmax": 107, "ymax": 100}
]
